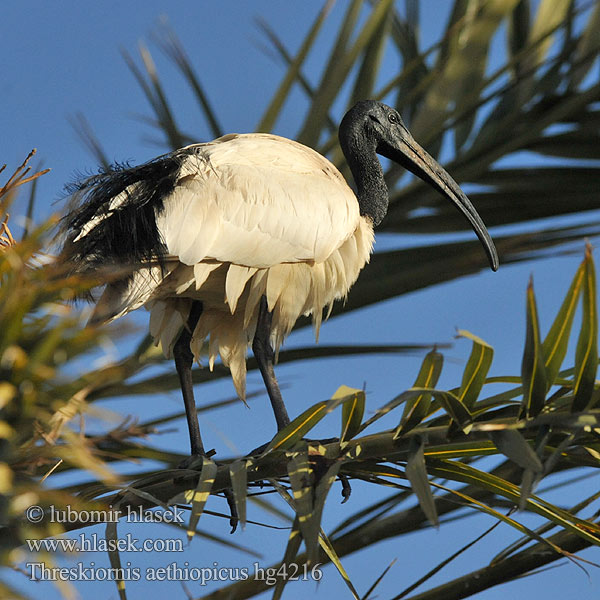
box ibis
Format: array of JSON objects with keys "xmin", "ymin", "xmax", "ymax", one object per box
[{"xmin": 62, "ymin": 100, "xmax": 498, "ymax": 460}]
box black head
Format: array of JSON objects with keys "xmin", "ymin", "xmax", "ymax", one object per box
[{"xmin": 339, "ymin": 100, "xmax": 498, "ymax": 271}]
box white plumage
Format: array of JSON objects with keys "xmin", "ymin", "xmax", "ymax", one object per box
[{"xmin": 86, "ymin": 133, "xmax": 375, "ymax": 399}]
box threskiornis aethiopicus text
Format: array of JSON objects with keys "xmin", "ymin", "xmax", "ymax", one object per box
[{"xmin": 61, "ymin": 100, "xmax": 498, "ymax": 460}]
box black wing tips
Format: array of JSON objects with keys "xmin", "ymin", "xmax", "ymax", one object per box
[{"xmin": 60, "ymin": 152, "xmax": 187, "ymax": 274}]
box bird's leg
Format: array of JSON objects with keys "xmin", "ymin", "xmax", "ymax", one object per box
[
  {"xmin": 173, "ymin": 304, "xmax": 239, "ymax": 533},
  {"xmin": 250, "ymin": 298, "xmax": 351, "ymax": 503},
  {"xmin": 173, "ymin": 301, "xmax": 205, "ymax": 457},
  {"xmin": 252, "ymin": 295, "xmax": 291, "ymax": 431}
]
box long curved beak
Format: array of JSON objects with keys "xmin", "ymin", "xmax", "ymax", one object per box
[{"xmin": 380, "ymin": 132, "xmax": 499, "ymax": 272}]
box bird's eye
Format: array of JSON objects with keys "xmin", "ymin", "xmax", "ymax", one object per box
[{"xmin": 388, "ymin": 112, "xmax": 399, "ymax": 124}]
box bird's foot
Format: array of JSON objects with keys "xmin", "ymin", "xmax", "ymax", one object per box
[
  {"xmin": 246, "ymin": 435, "xmax": 340, "ymax": 456},
  {"xmin": 174, "ymin": 450, "xmax": 239, "ymax": 533},
  {"xmin": 175, "ymin": 449, "xmax": 216, "ymax": 471},
  {"xmin": 339, "ymin": 472, "xmax": 351, "ymax": 503},
  {"xmin": 246, "ymin": 436, "xmax": 352, "ymax": 503},
  {"xmin": 223, "ymin": 488, "xmax": 239, "ymax": 534}
]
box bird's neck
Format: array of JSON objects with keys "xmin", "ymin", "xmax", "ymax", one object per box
[{"xmin": 346, "ymin": 146, "xmax": 389, "ymax": 227}]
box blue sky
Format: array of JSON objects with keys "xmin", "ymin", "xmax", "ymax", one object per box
[{"xmin": 3, "ymin": 2, "xmax": 599, "ymax": 599}]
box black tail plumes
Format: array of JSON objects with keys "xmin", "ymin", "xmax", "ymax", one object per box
[{"xmin": 61, "ymin": 151, "xmax": 188, "ymax": 277}]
